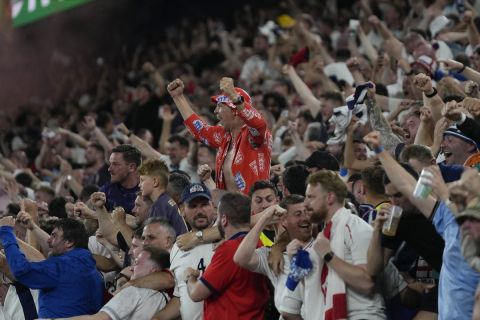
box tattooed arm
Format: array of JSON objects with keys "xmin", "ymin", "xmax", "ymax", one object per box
[{"xmin": 365, "ymin": 94, "xmax": 403, "ymax": 152}]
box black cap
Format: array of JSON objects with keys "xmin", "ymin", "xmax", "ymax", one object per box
[{"xmin": 304, "ymin": 151, "xmax": 340, "ymax": 171}]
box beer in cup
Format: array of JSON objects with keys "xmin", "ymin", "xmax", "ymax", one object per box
[{"xmin": 382, "ymin": 205, "xmax": 403, "ymax": 236}]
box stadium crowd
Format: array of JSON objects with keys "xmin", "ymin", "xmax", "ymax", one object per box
[{"xmin": 1, "ymin": 0, "xmax": 480, "ymax": 319}]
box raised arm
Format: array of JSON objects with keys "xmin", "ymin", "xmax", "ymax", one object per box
[
  {"xmin": 219, "ymin": 77, "xmax": 269, "ymax": 144},
  {"xmin": 91, "ymin": 192, "xmax": 120, "ymax": 246},
  {"xmin": 111, "ymin": 207, "xmax": 134, "ymax": 248},
  {"xmin": 57, "ymin": 127, "xmax": 89, "ymax": 149},
  {"xmin": 83, "ymin": 116, "xmax": 114, "ymax": 155},
  {"xmin": 167, "ymin": 79, "xmax": 195, "ymax": 120},
  {"xmin": 366, "ymin": 207, "xmax": 394, "ymax": 277},
  {"xmin": 16, "ymin": 209, "xmax": 50, "ymax": 257},
  {"xmin": 413, "ymin": 73, "xmax": 444, "ymax": 123},
  {"xmin": 343, "ymin": 119, "xmax": 376, "ymax": 171},
  {"xmin": 440, "ymin": 59, "xmax": 480, "ymax": 86},
  {"xmin": 365, "ymin": 91, "xmax": 402, "ymax": 152},
  {"xmin": 0, "ymin": 218, "xmax": 59, "ymax": 289},
  {"xmin": 363, "ymin": 131, "xmax": 436, "ymax": 218},
  {"xmin": 234, "ymin": 205, "xmax": 286, "ymax": 271},
  {"xmin": 283, "ymin": 64, "xmax": 321, "ymax": 118},
  {"xmin": 413, "ymin": 107, "xmax": 434, "ymax": 146}
]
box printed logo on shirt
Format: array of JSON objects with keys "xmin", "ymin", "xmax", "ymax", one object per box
[
  {"xmin": 234, "ymin": 172, "xmax": 246, "ymax": 191},
  {"xmin": 168, "ymin": 199, "xmax": 177, "ymax": 207},
  {"xmin": 193, "ymin": 120, "xmax": 203, "ymax": 132},
  {"xmin": 201, "ymin": 138, "xmax": 209, "ymax": 146},
  {"xmin": 258, "ymin": 153, "xmax": 265, "ymax": 172},
  {"xmin": 249, "ymin": 160, "xmax": 258, "ymax": 176},
  {"xmin": 240, "ymin": 108, "xmax": 255, "ymax": 120},
  {"xmin": 234, "ymin": 151, "xmax": 243, "ymax": 165},
  {"xmin": 248, "ymin": 136, "xmax": 259, "ymax": 148},
  {"xmin": 249, "ymin": 127, "xmax": 260, "ymax": 137}
]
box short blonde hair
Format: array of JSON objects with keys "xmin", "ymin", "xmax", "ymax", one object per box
[
  {"xmin": 137, "ymin": 159, "xmax": 169, "ymax": 187},
  {"xmin": 307, "ymin": 170, "xmax": 347, "ymax": 203}
]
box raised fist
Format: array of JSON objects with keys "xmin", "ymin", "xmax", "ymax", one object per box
[
  {"xmin": 363, "ymin": 131, "xmax": 382, "ymax": 149},
  {"xmin": 219, "ymin": 77, "xmax": 236, "ymax": 98},
  {"xmin": 167, "ymin": 79, "xmax": 185, "ymax": 98},
  {"xmin": 90, "ymin": 192, "xmax": 106, "ymax": 209},
  {"xmin": 413, "ymin": 73, "xmax": 433, "ymax": 93}
]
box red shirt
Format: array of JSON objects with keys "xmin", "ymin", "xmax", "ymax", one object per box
[
  {"xmin": 199, "ymin": 232, "xmax": 269, "ymax": 320},
  {"xmin": 184, "ymin": 102, "xmax": 272, "ymax": 194}
]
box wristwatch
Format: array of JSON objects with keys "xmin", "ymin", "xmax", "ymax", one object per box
[
  {"xmin": 195, "ymin": 230, "xmax": 204, "ymax": 243},
  {"xmin": 323, "ymin": 251, "xmax": 334, "ymax": 263}
]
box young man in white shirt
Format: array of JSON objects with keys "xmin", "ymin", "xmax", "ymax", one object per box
[{"xmin": 281, "ymin": 170, "xmax": 385, "ymax": 320}]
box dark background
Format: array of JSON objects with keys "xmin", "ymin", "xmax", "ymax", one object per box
[{"xmin": 0, "ymin": 0, "xmax": 258, "ymax": 112}]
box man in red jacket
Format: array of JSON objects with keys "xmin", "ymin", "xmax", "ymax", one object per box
[{"xmin": 167, "ymin": 77, "xmax": 272, "ymax": 194}]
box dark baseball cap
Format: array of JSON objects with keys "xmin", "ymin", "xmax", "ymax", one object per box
[
  {"xmin": 304, "ymin": 151, "xmax": 340, "ymax": 171},
  {"xmin": 181, "ymin": 183, "xmax": 212, "ymax": 204}
]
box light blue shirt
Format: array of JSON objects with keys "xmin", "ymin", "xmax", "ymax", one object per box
[{"xmin": 433, "ymin": 201, "xmax": 480, "ymax": 320}]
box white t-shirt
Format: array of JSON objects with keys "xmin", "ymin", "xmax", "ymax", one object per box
[
  {"xmin": 257, "ymin": 240, "xmax": 313, "ymax": 319},
  {"xmin": 170, "ymin": 242, "xmax": 215, "ymax": 320},
  {"xmin": 280, "ymin": 211, "xmax": 386, "ymax": 320},
  {"xmin": 254, "ymin": 247, "xmax": 289, "ymax": 312},
  {"xmin": 0, "ymin": 283, "xmax": 39, "ymax": 320},
  {"xmin": 101, "ymin": 286, "xmax": 168, "ymax": 320}
]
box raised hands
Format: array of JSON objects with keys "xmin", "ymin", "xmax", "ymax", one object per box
[
  {"xmin": 438, "ymin": 59, "xmax": 465, "ymax": 72},
  {"xmin": 142, "ymin": 62, "xmax": 156, "ymax": 74},
  {"xmin": 258, "ymin": 204, "xmax": 287, "ymax": 226},
  {"xmin": 74, "ymin": 202, "xmax": 97, "ymax": 219},
  {"xmin": 167, "ymin": 79, "xmax": 185, "ymax": 98},
  {"xmin": 112, "ymin": 207, "xmax": 127, "ymax": 225},
  {"xmin": 197, "ymin": 164, "xmax": 213, "ymax": 183},
  {"xmin": 414, "ymin": 73, "xmax": 433, "ymax": 93},
  {"xmin": 90, "ymin": 192, "xmax": 106, "ymax": 209},
  {"xmin": 219, "ymin": 77, "xmax": 237, "ymax": 100},
  {"xmin": 158, "ymin": 105, "xmax": 177, "ymax": 122},
  {"xmin": 442, "ymin": 100, "xmax": 466, "ymax": 122},
  {"xmin": 363, "ymin": 131, "xmax": 382, "ymax": 150},
  {"xmin": 16, "ymin": 210, "xmax": 35, "ymax": 230}
]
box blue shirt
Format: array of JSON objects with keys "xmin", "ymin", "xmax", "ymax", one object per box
[
  {"xmin": 100, "ymin": 181, "xmax": 139, "ymax": 213},
  {"xmin": 433, "ymin": 202, "xmax": 480, "ymax": 320},
  {"xmin": 438, "ymin": 163, "xmax": 464, "ymax": 183},
  {"xmin": 0, "ymin": 226, "xmax": 103, "ymax": 318},
  {"xmin": 148, "ymin": 192, "xmax": 188, "ymax": 237}
]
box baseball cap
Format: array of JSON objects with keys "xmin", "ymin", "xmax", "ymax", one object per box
[
  {"xmin": 456, "ymin": 203, "xmax": 480, "ymax": 225},
  {"xmin": 211, "ymin": 87, "xmax": 252, "ymax": 108},
  {"xmin": 444, "ymin": 126, "xmax": 479, "ymax": 150},
  {"xmin": 304, "ymin": 151, "xmax": 340, "ymax": 171},
  {"xmin": 411, "ymin": 55, "xmax": 437, "ymax": 77},
  {"xmin": 180, "ymin": 183, "xmax": 212, "ymax": 204}
]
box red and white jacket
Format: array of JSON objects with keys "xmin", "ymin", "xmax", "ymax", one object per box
[{"xmin": 184, "ymin": 101, "xmax": 272, "ymax": 194}]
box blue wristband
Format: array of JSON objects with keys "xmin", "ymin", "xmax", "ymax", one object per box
[{"xmin": 374, "ymin": 146, "xmax": 384, "ymax": 154}]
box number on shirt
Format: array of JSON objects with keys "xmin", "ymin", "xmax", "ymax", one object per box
[{"xmin": 197, "ymin": 258, "xmax": 206, "ymax": 272}]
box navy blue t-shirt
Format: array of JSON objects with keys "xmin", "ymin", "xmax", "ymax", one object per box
[
  {"xmin": 438, "ymin": 162, "xmax": 464, "ymax": 183},
  {"xmin": 99, "ymin": 182, "xmax": 139, "ymax": 213},
  {"xmin": 148, "ymin": 192, "xmax": 188, "ymax": 237}
]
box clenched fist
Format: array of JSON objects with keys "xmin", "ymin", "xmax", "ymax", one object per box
[
  {"xmin": 90, "ymin": 192, "xmax": 106, "ymax": 209},
  {"xmin": 167, "ymin": 79, "xmax": 185, "ymax": 98},
  {"xmin": 413, "ymin": 73, "xmax": 433, "ymax": 93},
  {"xmin": 219, "ymin": 77, "xmax": 237, "ymax": 99}
]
